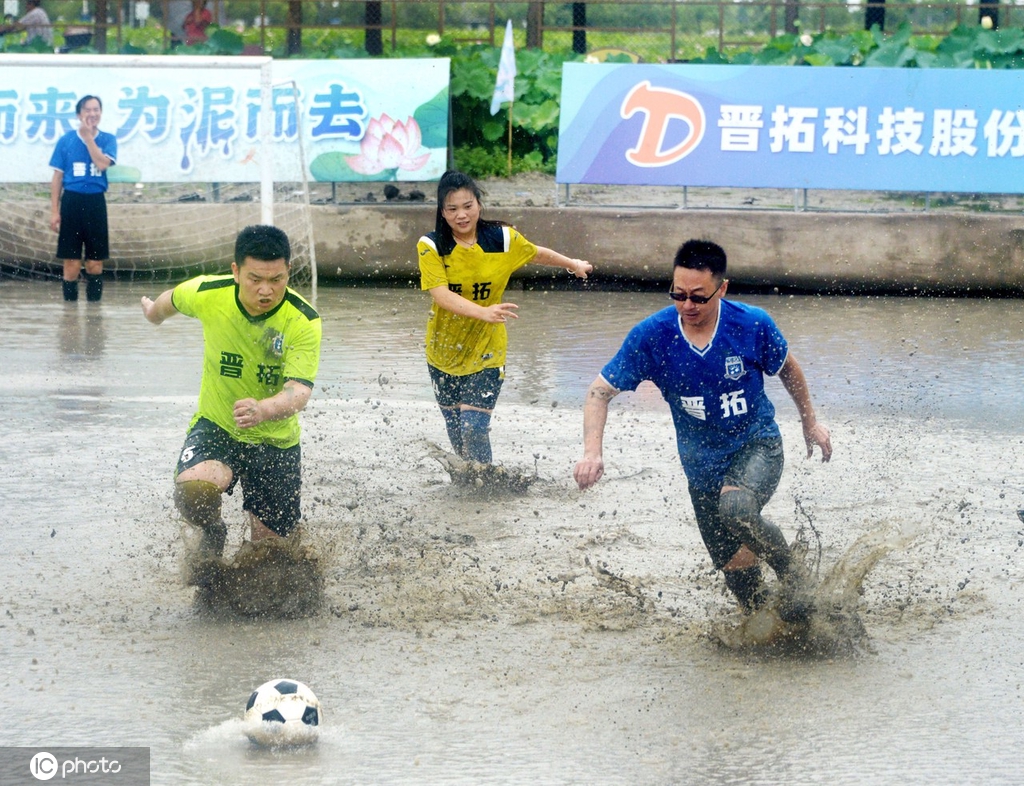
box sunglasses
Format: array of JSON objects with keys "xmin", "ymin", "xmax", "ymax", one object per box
[{"xmin": 668, "ymin": 279, "xmax": 724, "ymax": 305}]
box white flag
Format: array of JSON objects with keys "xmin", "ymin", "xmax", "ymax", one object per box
[{"xmin": 490, "ymin": 20, "xmax": 517, "ymax": 116}]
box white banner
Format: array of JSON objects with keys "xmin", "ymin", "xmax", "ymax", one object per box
[{"xmin": 0, "ymin": 54, "xmax": 450, "ymax": 183}]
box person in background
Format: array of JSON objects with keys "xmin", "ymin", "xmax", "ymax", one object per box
[
  {"xmin": 61, "ymin": 14, "xmax": 93, "ymax": 51},
  {"xmin": 417, "ymin": 170, "xmax": 593, "ymax": 465},
  {"xmin": 0, "ymin": 0, "xmax": 53, "ymax": 46},
  {"xmin": 574, "ymin": 239, "xmax": 832, "ymax": 622},
  {"xmin": 49, "ymin": 95, "xmax": 116, "ymax": 302},
  {"xmin": 166, "ymin": 0, "xmax": 190, "ymax": 47},
  {"xmin": 183, "ymin": 0, "xmax": 212, "ymax": 45},
  {"xmin": 140, "ymin": 226, "xmax": 322, "ymax": 584}
]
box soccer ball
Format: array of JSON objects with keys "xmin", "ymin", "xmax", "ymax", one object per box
[{"xmin": 243, "ymin": 679, "xmax": 322, "ymax": 746}]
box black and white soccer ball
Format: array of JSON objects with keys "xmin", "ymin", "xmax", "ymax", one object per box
[{"xmin": 243, "ymin": 678, "xmax": 322, "ymax": 746}]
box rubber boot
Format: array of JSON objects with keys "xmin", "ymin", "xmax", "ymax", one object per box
[{"xmin": 85, "ymin": 272, "xmax": 103, "ymax": 302}]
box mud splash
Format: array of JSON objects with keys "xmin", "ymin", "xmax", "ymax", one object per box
[
  {"xmin": 709, "ymin": 524, "xmax": 915, "ymax": 657},
  {"xmin": 187, "ymin": 530, "xmax": 326, "ymax": 619},
  {"xmin": 425, "ymin": 442, "xmax": 538, "ymax": 493}
]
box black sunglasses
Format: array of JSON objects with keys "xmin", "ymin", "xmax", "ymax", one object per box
[{"xmin": 668, "ymin": 279, "xmax": 724, "ymax": 305}]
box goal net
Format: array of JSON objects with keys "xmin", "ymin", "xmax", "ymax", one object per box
[{"xmin": 0, "ymin": 54, "xmax": 317, "ymax": 302}]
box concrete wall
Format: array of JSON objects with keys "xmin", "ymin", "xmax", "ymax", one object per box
[
  {"xmin": 313, "ymin": 204, "xmax": 1024, "ymax": 293},
  {"xmin": 5, "ymin": 198, "xmax": 1023, "ymax": 293}
]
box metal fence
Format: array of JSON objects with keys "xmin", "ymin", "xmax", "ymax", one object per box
[{"xmin": 41, "ymin": 0, "xmax": 1015, "ymax": 58}]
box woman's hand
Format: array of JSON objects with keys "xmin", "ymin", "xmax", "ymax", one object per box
[
  {"xmin": 566, "ymin": 259, "xmax": 593, "ymax": 279},
  {"xmin": 483, "ymin": 302, "xmax": 519, "ymax": 323}
]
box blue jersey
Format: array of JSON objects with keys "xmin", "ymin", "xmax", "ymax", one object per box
[
  {"xmin": 49, "ymin": 129, "xmax": 117, "ymax": 195},
  {"xmin": 601, "ymin": 299, "xmax": 789, "ymax": 491}
]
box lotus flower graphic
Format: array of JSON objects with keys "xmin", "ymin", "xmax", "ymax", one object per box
[{"xmin": 347, "ymin": 114, "xmax": 431, "ymax": 176}]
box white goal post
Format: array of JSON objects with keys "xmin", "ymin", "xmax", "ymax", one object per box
[{"xmin": 0, "ymin": 53, "xmax": 317, "ymax": 302}]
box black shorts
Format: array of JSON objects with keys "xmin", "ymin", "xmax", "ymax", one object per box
[
  {"xmin": 56, "ymin": 191, "xmax": 109, "ymax": 261},
  {"xmin": 175, "ymin": 418, "xmax": 302, "ymax": 537},
  {"xmin": 687, "ymin": 437, "xmax": 784, "ymax": 569},
  {"xmin": 428, "ymin": 364, "xmax": 504, "ymax": 410}
]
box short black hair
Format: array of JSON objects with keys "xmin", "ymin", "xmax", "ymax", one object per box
[
  {"xmin": 234, "ymin": 225, "xmax": 291, "ymax": 266},
  {"xmin": 673, "ymin": 239, "xmax": 727, "ymax": 278},
  {"xmin": 75, "ymin": 95, "xmax": 102, "ymax": 115}
]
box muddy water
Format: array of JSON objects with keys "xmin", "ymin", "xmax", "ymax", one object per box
[{"xmin": 1, "ymin": 279, "xmax": 1023, "ymax": 785}]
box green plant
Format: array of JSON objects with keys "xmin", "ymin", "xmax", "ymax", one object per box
[
  {"xmin": 454, "ymin": 145, "xmax": 550, "ymax": 179},
  {"xmin": 170, "ymin": 27, "xmax": 247, "ymax": 55},
  {"xmin": 0, "ymin": 34, "xmax": 52, "ymax": 53},
  {"xmin": 693, "ymin": 22, "xmax": 1024, "ymax": 70},
  {"xmin": 449, "ymin": 44, "xmax": 575, "ymax": 178}
]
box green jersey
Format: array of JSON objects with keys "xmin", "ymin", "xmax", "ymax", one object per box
[{"xmin": 172, "ymin": 275, "xmax": 322, "ymax": 448}]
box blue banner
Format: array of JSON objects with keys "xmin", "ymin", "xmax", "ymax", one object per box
[{"xmin": 557, "ymin": 63, "xmax": 1024, "ymax": 193}]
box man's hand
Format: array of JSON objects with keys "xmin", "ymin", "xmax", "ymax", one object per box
[
  {"xmin": 234, "ymin": 398, "xmax": 263, "ymax": 430},
  {"xmin": 141, "ymin": 290, "xmax": 176, "ymax": 325},
  {"xmin": 574, "ymin": 377, "xmax": 618, "ymax": 491},
  {"xmin": 140, "ymin": 296, "xmax": 164, "ymax": 324},
  {"xmin": 804, "ymin": 421, "xmax": 832, "ymax": 462},
  {"xmin": 573, "ymin": 457, "xmax": 605, "ymax": 491}
]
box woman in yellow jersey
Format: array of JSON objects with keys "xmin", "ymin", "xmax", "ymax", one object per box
[{"xmin": 418, "ymin": 170, "xmax": 593, "ymax": 464}]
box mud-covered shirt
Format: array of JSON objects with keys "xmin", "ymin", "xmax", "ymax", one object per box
[
  {"xmin": 418, "ymin": 223, "xmax": 537, "ymax": 376},
  {"xmin": 600, "ymin": 299, "xmax": 788, "ymax": 491},
  {"xmin": 172, "ymin": 275, "xmax": 321, "ymax": 448}
]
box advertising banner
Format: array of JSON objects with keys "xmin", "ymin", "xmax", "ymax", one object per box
[
  {"xmin": 557, "ymin": 63, "xmax": 1024, "ymax": 193},
  {"xmin": 0, "ymin": 55, "xmax": 449, "ymax": 183}
]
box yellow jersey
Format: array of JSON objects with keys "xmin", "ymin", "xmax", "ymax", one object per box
[{"xmin": 418, "ymin": 223, "xmax": 537, "ymax": 376}]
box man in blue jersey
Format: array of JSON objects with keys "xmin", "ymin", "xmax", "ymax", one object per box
[
  {"xmin": 574, "ymin": 239, "xmax": 832, "ymax": 620},
  {"xmin": 50, "ymin": 95, "xmax": 117, "ymax": 302}
]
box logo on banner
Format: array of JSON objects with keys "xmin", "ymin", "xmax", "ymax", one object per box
[{"xmin": 620, "ymin": 80, "xmax": 705, "ymax": 167}]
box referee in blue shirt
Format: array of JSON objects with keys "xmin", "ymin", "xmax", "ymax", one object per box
[{"xmin": 50, "ymin": 95, "xmax": 117, "ymax": 302}]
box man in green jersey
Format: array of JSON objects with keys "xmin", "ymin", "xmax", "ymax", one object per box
[{"xmin": 141, "ymin": 226, "xmax": 321, "ymax": 578}]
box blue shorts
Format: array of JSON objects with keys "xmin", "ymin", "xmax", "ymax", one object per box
[
  {"xmin": 175, "ymin": 418, "xmax": 302, "ymax": 537},
  {"xmin": 687, "ymin": 437, "xmax": 784, "ymax": 569},
  {"xmin": 427, "ymin": 364, "xmax": 504, "ymax": 411}
]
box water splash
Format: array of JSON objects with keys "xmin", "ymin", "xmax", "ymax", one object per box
[
  {"xmin": 424, "ymin": 441, "xmax": 537, "ymax": 493},
  {"xmin": 183, "ymin": 718, "xmax": 254, "ymax": 752},
  {"xmin": 187, "ymin": 530, "xmax": 326, "ymax": 619},
  {"xmin": 709, "ymin": 523, "xmax": 915, "ymax": 657}
]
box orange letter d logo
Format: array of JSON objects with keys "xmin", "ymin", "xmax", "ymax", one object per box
[{"xmin": 620, "ymin": 81, "xmax": 706, "ymax": 167}]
